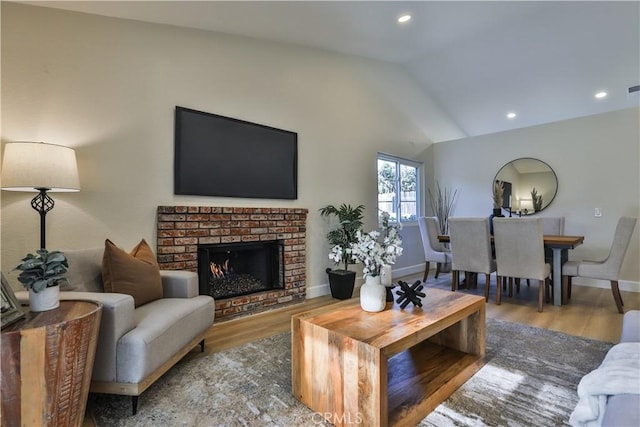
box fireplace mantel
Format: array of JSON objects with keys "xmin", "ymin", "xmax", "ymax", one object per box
[{"xmin": 157, "ymin": 206, "xmax": 307, "ymax": 320}]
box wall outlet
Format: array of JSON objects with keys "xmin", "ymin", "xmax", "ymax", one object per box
[{"xmin": 595, "ymin": 208, "xmax": 602, "ymax": 217}]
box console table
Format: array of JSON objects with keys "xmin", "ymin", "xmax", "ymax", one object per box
[{"xmin": 1, "ymin": 300, "xmax": 102, "ymax": 426}]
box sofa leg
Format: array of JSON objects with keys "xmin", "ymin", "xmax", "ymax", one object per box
[
  {"xmin": 132, "ymin": 396, "xmax": 139, "ymax": 416},
  {"xmin": 199, "ymin": 339, "xmax": 205, "ymax": 352}
]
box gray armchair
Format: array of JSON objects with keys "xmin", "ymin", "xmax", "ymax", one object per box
[{"xmin": 562, "ymin": 217, "xmax": 637, "ymax": 313}]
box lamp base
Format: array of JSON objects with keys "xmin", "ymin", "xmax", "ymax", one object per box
[{"xmin": 31, "ymin": 188, "xmax": 54, "ymax": 249}]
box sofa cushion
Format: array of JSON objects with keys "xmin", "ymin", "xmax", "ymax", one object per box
[
  {"xmin": 62, "ymin": 247, "xmax": 105, "ymax": 292},
  {"xmin": 620, "ymin": 310, "xmax": 640, "ymax": 343},
  {"xmin": 602, "ymin": 394, "xmax": 640, "ymax": 427},
  {"xmin": 102, "ymin": 239, "xmax": 163, "ymax": 307}
]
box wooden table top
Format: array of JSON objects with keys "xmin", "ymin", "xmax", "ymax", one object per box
[
  {"xmin": 3, "ymin": 300, "xmax": 102, "ymax": 333},
  {"xmin": 438, "ymin": 234, "xmax": 584, "ymax": 248},
  {"xmin": 293, "ymin": 288, "xmax": 484, "ymax": 357}
]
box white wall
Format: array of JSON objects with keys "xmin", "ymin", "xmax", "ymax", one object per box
[
  {"xmin": 1, "ymin": 3, "xmax": 460, "ymax": 294},
  {"xmin": 421, "ymin": 107, "xmax": 640, "ymax": 288}
]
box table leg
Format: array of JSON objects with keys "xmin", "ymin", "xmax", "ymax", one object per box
[{"xmin": 552, "ymin": 248, "xmax": 562, "ymax": 306}]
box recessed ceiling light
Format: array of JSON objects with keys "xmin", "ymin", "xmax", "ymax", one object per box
[
  {"xmin": 595, "ymin": 91, "xmax": 608, "ymax": 99},
  {"xmin": 398, "ymin": 14, "xmax": 411, "ymax": 23},
  {"xmin": 506, "ymin": 112, "xmax": 517, "ymax": 119}
]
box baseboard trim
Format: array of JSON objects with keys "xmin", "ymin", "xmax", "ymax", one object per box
[
  {"xmin": 571, "ymin": 278, "xmax": 639, "ymax": 293},
  {"xmin": 306, "ymin": 283, "xmax": 330, "ymax": 299},
  {"xmin": 308, "ymin": 267, "xmax": 640, "ymax": 298},
  {"xmin": 308, "ymin": 263, "xmax": 429, "ymax": 298}
]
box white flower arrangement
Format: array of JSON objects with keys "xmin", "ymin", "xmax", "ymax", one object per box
[
  {"xmin": 348, "ymin": 212, "xmax": 403, "ymax": 278},
  {"xmin": 328, "ymin": 245, "xmax": 344, "ymax": 265}
]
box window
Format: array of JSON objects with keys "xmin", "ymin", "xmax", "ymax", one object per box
[{"xmin": 377, "ymin": 153, "xmax": 421, "ymax": 222}]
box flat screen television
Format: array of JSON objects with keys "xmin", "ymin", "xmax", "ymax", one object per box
[{"xmin": 174, "ymin": 106, "xmax": 298, "ymax": 199}]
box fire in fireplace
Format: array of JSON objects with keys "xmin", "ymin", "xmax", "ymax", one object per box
[{"xmin": 197, "ymin": 240, "xmax": 284, "ymax": 300}]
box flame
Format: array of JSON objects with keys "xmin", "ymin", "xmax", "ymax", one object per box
[{"xmin": 210, "ymin": 259, "xmax": 230, "ymax": 279}]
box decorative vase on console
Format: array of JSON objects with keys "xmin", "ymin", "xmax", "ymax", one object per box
[{"xmin": 490, "ymin": 181, "xmax": 506, "ymax": 234}]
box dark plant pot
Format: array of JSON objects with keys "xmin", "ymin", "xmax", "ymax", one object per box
[
  {"xmin": 326, "ymin": 268, "xmax": 356, "ymax": 300},
  {"xmin": 385, "ymin": 285, "xmax": 396, "ymax": 302},
  {"xmin": 492, "ymin": 208, "xmax": 504, "ymax": 217}
]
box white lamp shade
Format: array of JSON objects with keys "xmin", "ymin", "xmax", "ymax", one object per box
[{"xmin": 1, "ymin": 142, "xmax": 80, "ymax": 192}]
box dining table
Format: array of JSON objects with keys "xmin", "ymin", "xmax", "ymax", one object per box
[{"xmin": 438, "ymin": 234, "xmax": 584, "ymax": 306}]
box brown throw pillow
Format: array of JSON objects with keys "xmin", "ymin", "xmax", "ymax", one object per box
[{"xmin": 102, "ymin": 239, "xmax": 163, "ymax": 307}]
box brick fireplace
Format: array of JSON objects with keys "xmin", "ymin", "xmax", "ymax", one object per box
[{"xmin": 156, "ymin": 206, "xmax": 307, "ymax": 320}]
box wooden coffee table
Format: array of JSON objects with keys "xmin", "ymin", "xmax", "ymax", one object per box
[{"xmin": 292, "ymin": 288, "xmax": 485, "ymax": 427}]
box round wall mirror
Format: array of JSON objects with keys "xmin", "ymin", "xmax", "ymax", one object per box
[{"xmin": 493, "ymin": 158, "xmax": 558, "ymax": 215}]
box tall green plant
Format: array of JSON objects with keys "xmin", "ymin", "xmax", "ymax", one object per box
[
  {"xmin": 319, "ymin": 204, "xmax": 365, "ymax": 271},
  {"xmin": 428, "ymin": 181, "xmax": 458, "ymax": 235}
]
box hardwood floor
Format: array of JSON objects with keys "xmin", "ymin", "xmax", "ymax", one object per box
[
  {"xmin": 200, "ymin": 272, "xmax": 639, "ymax": 357},
  {"xmin": 84, "ymin": 273, "xmax": 639, "ymax": 425}
]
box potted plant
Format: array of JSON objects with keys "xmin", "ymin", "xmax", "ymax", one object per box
[
  {"xmin": 14, "ymin": 249, "xmax": 69, "ymax": 312},
  {"xmin": 349, "ymin": 217, "xmax": 403, "ymax": 312},
  {"xmin": 428, "ymin": 181, "xmax": 458, "ymax": 235},
  {"xmin": 492, "ymin": 180, "xmax": 505, "ymax": 215},
  {"xmin": 531, "ymin": 187, "xmax": 543, "ymax": 212},
  {"xmin": 319, "ymin": 203, "xmax": 365, "ymax": 299}
]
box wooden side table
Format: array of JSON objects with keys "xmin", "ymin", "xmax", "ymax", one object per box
[{"xmin": 1, "ymin": 300, "xmax": 102, "ymax": 427}]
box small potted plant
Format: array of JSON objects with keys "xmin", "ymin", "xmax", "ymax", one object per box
[
  {"xmin": 319, "ymin": 203, "xmax": 365, "ymax": 299},
  {"xmin": 14, "ymin": 249, "xmax": 69, "ymax": 312}
]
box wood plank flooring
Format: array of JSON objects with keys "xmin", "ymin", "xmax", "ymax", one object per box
[
  {"xmin": 201, "ymin": 274, "xmax": 639, "ymax": 356},
  {"xmin": 84, "ymin": 273, "xmax": 639, "ymax": 426}
]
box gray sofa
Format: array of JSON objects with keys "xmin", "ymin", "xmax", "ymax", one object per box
[
  {"xmin": 15, "ymin": 247, "xmax": 215, "ymax": 415},
  {"xmin": 570, "ymin": 310, "xmax": 640, "ymax": 426},
  {"xmin": 601, "ymin": 310, "xmax": 640, "ymax": 426}
]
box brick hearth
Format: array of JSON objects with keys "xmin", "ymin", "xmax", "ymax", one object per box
[{"xmin": 156, "ymin": 206, "xmax": 307, "ymax": 320}]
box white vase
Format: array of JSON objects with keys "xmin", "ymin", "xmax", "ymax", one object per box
[
  {"xmin": 360, "ymin": 275, "xmax": 386, "ymax": 312},
  {"xmin": 29, "ymin": 285, "xmax": 60, "ymax": 312},
  {"xmin": 381, "ymin": 264, "xmax": 393, "ymax": 287}
]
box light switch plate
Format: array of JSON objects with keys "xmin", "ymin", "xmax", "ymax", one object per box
[{"xmin": 595, "ymin": 208, "xmax": 602, "ymax": 217}]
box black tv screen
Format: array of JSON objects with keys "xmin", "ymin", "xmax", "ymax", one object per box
[{"xmin": 174, "ymin": 107, "xmax": 297, "ymax": 199}]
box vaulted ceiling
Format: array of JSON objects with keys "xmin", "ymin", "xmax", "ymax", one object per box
[{"xmin": 19, "ymin": 1, "xmax": 640, "ymax": 141}]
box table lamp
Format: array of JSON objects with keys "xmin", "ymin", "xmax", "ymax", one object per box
[{"xmin": 1, "ymin": 142, "xmax": 80, "ymax": 249}]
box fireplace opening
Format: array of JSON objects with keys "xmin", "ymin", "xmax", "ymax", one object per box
[{"xmin": 197, "ymin": 240, "xmax": 284, "ymax": 300}]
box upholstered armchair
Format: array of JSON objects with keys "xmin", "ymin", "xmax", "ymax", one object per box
[
  {"xmin": 417, "ymin": 216, "xmax": 452, "ymax": 282},
  {"xmin": 562, "ymin": 217, "xmax": 637, "ymax": 313}
]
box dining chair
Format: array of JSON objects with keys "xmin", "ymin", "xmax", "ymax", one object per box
[
  {"xmin": 562, "ymin": 217, "xmax": 637, "ymax": 313},
  {"xmin": 417, "ymin": 216, "xmax": 452, "ymax": 282},
  {"xmin": 541, "ymin": 216, "xmax": 565, "ymax": 235},
  {"xmin": 448, "ymin": 218, "xmax": 497, "ymax": 302},
  {"xmin": 493, "ymin": 218, "xmax": 551, "ymax": 312}
]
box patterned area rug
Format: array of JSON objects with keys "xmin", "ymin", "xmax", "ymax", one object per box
[{"xmin": 89, "ymin": 318, "xmax": 611, "ymax": 426}]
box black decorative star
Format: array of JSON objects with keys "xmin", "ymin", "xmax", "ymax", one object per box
[{"xmin": 395, "ymin": 280, "xmax": 426, "ymax": 308}]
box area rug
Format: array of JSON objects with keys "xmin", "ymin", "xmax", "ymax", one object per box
[{"xmin": 88, "ymin": 318, "xmax": 612, "ymax": 426}]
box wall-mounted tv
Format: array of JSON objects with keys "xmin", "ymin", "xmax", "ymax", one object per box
[{"xmin": 174, "ymin": 106, "xmax": 298, "ymax": 199}]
